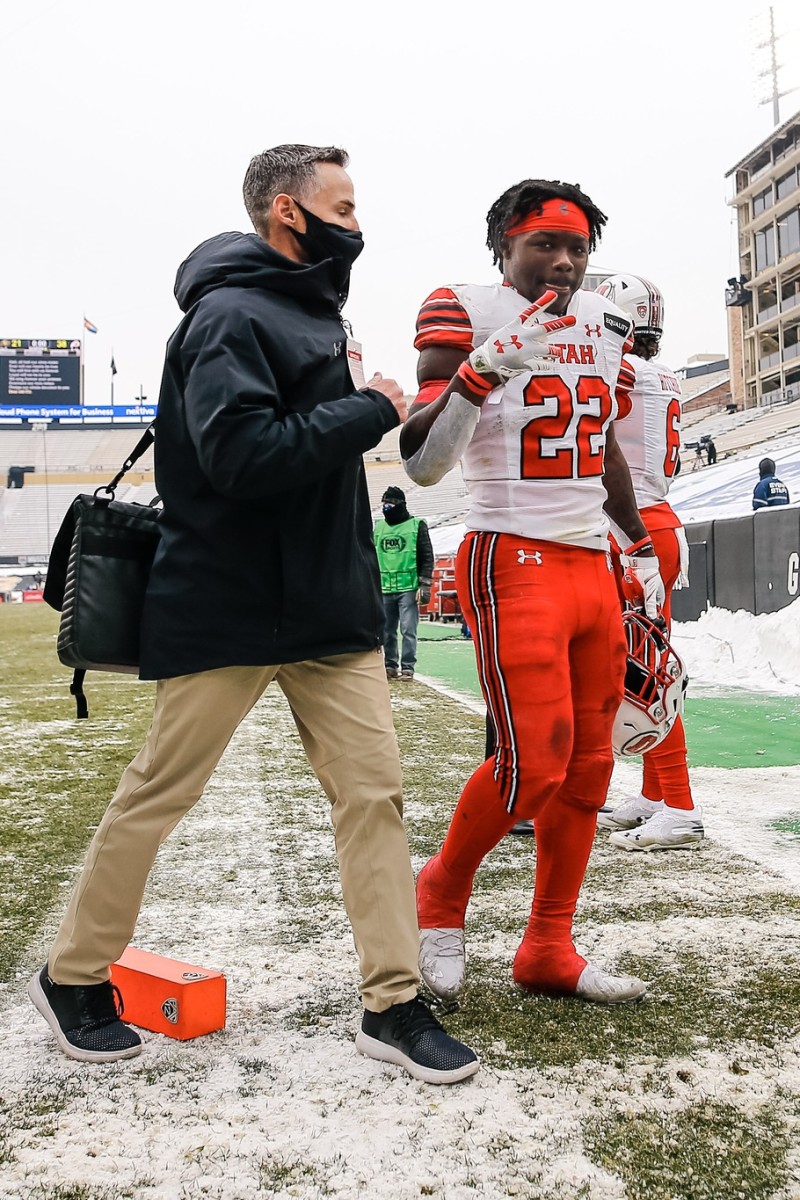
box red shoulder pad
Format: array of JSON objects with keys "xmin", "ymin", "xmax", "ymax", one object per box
[
  {"xmin": 415, "ymin": 288, "xmax": 474, "ymax": 352},
  {"xmin": 615, "ymin": 356, "xmax": 637, "ymax": 420}
]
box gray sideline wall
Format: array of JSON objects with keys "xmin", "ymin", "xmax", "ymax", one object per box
[{"xmin": 672, "ymin": 508, "xmax": 800, "ymax": 621}]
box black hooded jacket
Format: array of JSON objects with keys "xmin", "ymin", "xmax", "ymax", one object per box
[{"xmin": 139, "ymin": 232, "xmax": 400, "ymax": 680}]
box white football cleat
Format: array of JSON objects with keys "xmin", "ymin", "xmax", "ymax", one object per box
[
  {"xmin": 596, "ymin": 794, "xmax": 663, "ymax": 831},
  {"xmin": 609, "ymin": 805, "xmax": 704, "ymax": 852},
  {"xmin": 419, "ymin": 928, "xmax": 466, "ymax": 1002},
  {"xmin": 575, "ymin": 962, "xmax": 647, "ymax": 1004}
]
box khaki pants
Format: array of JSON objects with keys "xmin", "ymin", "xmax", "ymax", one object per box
[{"xmin": 49, "ymin": 651, "xmax": 420, "ymax": 1011}]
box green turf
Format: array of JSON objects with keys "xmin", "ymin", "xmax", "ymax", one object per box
[
  {"xmin": 416, "ymin": 625, "xmax": 800, "ymax": 769},
  {"xmin": 0, "ymin": 604, "xmax": 155, "ymax": 982},
  {"xmin": 772, "ymin": 816, "xmax": 800, "ymax": 836}
]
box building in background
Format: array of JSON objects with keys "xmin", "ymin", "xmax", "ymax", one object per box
[{"xmin": 726, "ymin": 109, "xmax": 800, "ymax": 409}]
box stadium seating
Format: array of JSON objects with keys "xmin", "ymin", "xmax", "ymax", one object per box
[{"xmin": 0, "ymin": 426, "xmax": 156, "ymax": 562}]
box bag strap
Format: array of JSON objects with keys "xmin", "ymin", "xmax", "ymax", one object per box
[
  {"xmin": 95, "ymin": 423, "xmax": 155, "ymax": 499},
  {"xmin": 70, "ymin": 669, "xmax": 88, "ymax": 719}
]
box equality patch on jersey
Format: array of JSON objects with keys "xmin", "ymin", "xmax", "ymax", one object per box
[{"xmin": 604, "ymin": 312, "xmax": 632, "ymax": 339}]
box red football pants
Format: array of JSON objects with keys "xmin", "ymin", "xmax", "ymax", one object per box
[
  {"xmin": 639, "ymin": 521, "xmax": 693, "ymax": 810},
  {"xmin": 430, "ymin": 532, "xmax": 625, "ymax": 976}
]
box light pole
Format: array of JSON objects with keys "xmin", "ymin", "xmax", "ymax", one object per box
[{"xmin": 31, "ymin": 420, "xmax": 52, "ymax": 557}]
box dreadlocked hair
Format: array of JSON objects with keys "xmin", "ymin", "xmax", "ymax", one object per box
[{"xmin": 486, "ymin": 179, "xmax": 607, "ymax": 267}]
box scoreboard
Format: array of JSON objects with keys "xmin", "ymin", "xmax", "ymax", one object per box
[{"xmin": 0, "ymin": 338, "xmax": 82, "ymax": 406}]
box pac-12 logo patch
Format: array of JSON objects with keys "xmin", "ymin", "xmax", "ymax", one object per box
[{"xmin": 161, "ymin": 998, "xmax": 179, "ymax": 1024}]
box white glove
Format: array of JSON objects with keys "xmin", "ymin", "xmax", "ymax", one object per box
[
  {"xmin": 620, "ymin": 553, "xmax": 666, "ymax": 621},
  {"xmin": 469, "ymin": 289, "xmax": 576, "ymax": 381},
  {"xmin": 673, "ymin": 526, "xmax": 690, "ymax": 590}
]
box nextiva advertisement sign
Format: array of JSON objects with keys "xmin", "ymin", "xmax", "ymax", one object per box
[{"xmin": 0, "ymin": 405, "xmax": 157, "ymax": 422}]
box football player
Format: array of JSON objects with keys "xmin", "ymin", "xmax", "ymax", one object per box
[
  {"xmin": 401, "ymin": 180, "xmax": 665, "ymax": 1005},
  {"xmin": 595, "ymin": 275, "xmax": 704, "ymax": 852}
]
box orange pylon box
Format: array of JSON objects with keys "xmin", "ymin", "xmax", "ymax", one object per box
[{"xmin": 110, "ymin": 947, "xmax": 226, "ymax": 1040}]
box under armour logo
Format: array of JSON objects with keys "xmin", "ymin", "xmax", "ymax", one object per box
[
  {"xmin": 333, "ymin": 342, "xmax": 343, "ymax": 356},
  {"xmin": 494, "ymin": 334, "xmax": 524, "ymax": 353},
  {"xmin": 559, "ymin": 202, "xmax": 569, "ymax": 214},
  {"xmin": 585, "ymin": 324, "xmax": 601, "ymax": 337},
  {"xmin": 517, "ymin": 549, "xmax": 543, "ymax": 565}
]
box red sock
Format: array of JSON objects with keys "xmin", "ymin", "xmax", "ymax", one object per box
[
  {"xmin": 513, "ymin": 801, "xmax": 598, "ymax": 994},
  {"xmin": 417, "ymin": 759, "xmax": 516, "ymax": 928},
  {"xmin": 641, "ymin": 755, "xmax": 662, "ymax": 803},
  {"xmin": 645, "ymin": 715, "xmax": 693, "ymax": 810}
]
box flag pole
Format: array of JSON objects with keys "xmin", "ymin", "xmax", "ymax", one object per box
[{"xmin": 110, "ymin": 348, "xmax": 115, "ymax": 405}]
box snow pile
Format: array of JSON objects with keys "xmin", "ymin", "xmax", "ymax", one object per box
[{"xmin": 672, "ymin": 599, "xmax": 800, "ymax": 694}]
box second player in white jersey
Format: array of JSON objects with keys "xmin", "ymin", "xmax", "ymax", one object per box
[{"xmin": 613, "ymin": 354, "xmax": 682, "ymax": 510}]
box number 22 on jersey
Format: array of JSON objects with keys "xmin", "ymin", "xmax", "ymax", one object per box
[{"xmin": 520, "ymin": 375, "xmax": 614, "ymax": 480}]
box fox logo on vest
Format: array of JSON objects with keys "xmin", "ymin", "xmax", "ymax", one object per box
[
  {"xmin": 380, "ymin": 534, "xmax": 407, "ymax": 552},
  {"xmin": 517, "ymin": 549, "xmax": 543, "ymax": 566}
]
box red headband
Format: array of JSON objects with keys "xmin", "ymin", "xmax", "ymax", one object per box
[{"xmin": 506, "ymin": 199, "xmax": 590, "ymax": 239}]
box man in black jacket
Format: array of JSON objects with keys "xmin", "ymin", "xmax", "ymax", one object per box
[{"xmin": 29, "ymin": 144, "xmax": 478, "ymax": 1087}]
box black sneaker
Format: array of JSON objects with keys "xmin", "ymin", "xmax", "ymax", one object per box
[
  {"xmin": 356, "ymin": 996, "xmax": 479, "ymax": 1084},
  {"xmin": 28, "ymin": 965, "xmax": 142, "ymax": 1062}
]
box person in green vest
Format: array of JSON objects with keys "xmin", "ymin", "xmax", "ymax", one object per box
[{"xmin": 373, "ymin": 486, "xmax": 434, "ymax": 680}]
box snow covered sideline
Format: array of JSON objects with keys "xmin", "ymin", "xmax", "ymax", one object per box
[
  {"xmin": 672, "ymin": 599, "xmax": 800, "ymax": 694},
  {"xmin": 3, "ymin": 689, "xmax": 800, "ymax": 1200}
]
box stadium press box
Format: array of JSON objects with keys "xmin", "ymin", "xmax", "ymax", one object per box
[{"xmin": 110, "ymin": 947, "xmax": 226, "ymax": 1040}]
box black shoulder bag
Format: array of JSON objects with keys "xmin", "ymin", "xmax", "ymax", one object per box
[{"xmin": 44, "ymin": 425, "xmax": 161, "ymax": 718}]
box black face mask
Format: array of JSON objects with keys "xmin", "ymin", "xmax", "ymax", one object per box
[
  {"xmin": 382, "ymin": 502, "xmax": 409, "ymax": 525},
  {"xmin": 290, "ymin": 201, "xmax": 364, "ymax": 303}
]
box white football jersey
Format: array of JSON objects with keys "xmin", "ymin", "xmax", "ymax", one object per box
[
  {"xmin": 613, "ymin": 355, "xmax": 682, "ymax": 509},
  {"xmin": 415, "ymin": 283, "xmax": 634, "ymax": 550}
]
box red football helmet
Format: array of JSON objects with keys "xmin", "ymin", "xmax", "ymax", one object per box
[{"xmin": 612, "ymin": 611, "xmax": 687, "ymax": 756}]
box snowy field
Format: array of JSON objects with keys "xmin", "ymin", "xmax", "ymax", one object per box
[
  {"xmin": 2, "ymin": 600, "xmax": 800, "ymax": 1199},
  {"xmin": 2, "ymin": 416, "xmax": 799, "ymax": 1198}
]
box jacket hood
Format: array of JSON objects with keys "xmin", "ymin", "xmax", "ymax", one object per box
[{"xmin": 174, "ymin": 231, "xmax": 341, "ymax": 313}]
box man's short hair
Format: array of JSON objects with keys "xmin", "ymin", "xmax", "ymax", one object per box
[
  {"xmin": 759, "ymin": 457, "xmax": 776, "ymax": 477},
  {"xmin": 243, "ymin": 144, "xmax": 349, "ymax": 235}
]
